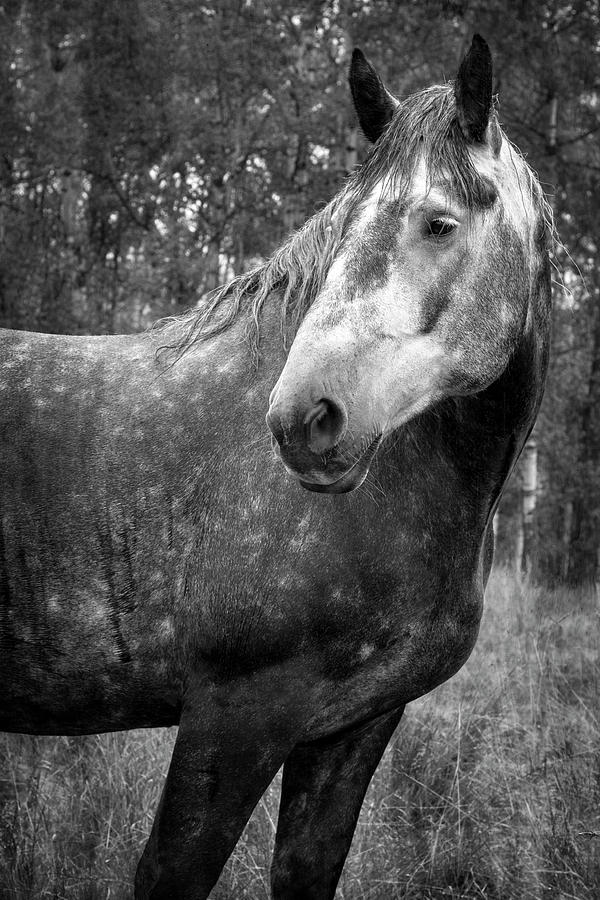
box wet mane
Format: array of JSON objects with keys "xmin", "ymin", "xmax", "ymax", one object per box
[
  {"xmin": 155, "ymin": 81, "xmax": 552, "ymax": 365},
  {"xmin": 155, "ymin": 191, "xmax": 346, "ymax": 366}
]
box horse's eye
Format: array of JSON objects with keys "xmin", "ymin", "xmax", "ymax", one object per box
[{"xmin": 427, "ymin": 218, "xmax": 457, "ymax": 238}]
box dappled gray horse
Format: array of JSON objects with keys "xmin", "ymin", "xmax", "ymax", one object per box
[{"xmin": 0, "ymin": 36, "xmax": 551, "ymax": 899}]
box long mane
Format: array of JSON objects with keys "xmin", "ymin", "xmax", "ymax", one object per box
[
  {"xmin": 155, "ymin": 82, "xmax": 553, "ymax": 365},
  {"xmin": 155, "ymin": 191, "xmax": 346, "ymax": 366}
]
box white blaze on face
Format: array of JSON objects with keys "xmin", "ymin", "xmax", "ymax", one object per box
[
  {"xmin": 322, "ymin": 178, "xmax": 392, "ymax": 295},
  {"xmin": 322, "ymin": 166, "xmax": 440, "ymax": 336},
  {"xmin": 321, "ymin": 159, "xmax": 473, "ymax": 338}
]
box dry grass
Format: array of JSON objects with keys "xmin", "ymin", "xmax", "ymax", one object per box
[{"xmin": 0, "ymin": 567, "xmax": 598, "ymax": 899}]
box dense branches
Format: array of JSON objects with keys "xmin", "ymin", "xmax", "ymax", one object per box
[{"xmin": 0, "ymin": 0, "xmax": 598, "ymax": 582}]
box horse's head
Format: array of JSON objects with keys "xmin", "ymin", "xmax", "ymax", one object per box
[{"xmin": 267, "ymin": 36, "xmax": 549, "ymax": 494}]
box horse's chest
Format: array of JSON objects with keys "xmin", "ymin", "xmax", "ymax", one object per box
[{"xmin": 301, "ymin": 573, "xmax": 484, "ymax": 738}]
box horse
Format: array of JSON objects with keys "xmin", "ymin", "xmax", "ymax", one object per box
[{"xmin": 0, "ymin": 34, "xmax": 552, "ymax": 899}]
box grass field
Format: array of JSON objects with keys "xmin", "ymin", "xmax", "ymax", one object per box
[{"xmin": 0, "ymin": 567, "xmax": 598, "ymax": 899}]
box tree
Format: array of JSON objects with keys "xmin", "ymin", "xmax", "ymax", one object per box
[{"xmin": 1, "ymin": 0, "xmax": 599, "ymax": 582}]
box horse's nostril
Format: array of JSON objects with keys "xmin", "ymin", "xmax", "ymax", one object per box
[{"xmin": 304, "ymin": 398, "xmax": 347, "ymax": 454}]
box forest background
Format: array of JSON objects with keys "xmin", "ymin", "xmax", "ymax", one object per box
[
  {"xmin": 1, "ymin": 0, "xmax": 600, "ymax": 584},
  {"xmin": 0, "ymin": 2, "xmax": 599, "ymax": 899}
]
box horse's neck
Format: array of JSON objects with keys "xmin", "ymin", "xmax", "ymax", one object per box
[{"xmin": 379, "ymin": 284, "xmax": 551, "ymax": 525}]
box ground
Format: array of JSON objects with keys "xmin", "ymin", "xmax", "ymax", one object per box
[{"xmin": 0, "ymin": 567, "xmax": 598, "ymax": 899}]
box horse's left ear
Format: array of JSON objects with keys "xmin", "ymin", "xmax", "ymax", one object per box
[
  {"xmin": 455, "ymin": 35, "xmax": 499, "ymax": 149},
  {"xmin": 349, "ymin": 48, "xmax": 399, "ymax": 144}
]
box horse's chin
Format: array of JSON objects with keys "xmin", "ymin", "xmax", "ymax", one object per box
[{"xmin": 298, "ymin": 434, "xmax": 383, "ymax": 495}]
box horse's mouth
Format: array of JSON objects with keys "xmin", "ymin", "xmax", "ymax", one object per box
[{"xmin": 298, "ymin": 434, "xmax": 383, "ymax": 494}]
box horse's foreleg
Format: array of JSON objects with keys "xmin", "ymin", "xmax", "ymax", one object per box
[
  {"xmin": 271, "ymin": 706, "xmax": 404, "ymax": 900},
  {"xmin": 134, "ymin": 681, "xmax": 298, "ymax": 900}
]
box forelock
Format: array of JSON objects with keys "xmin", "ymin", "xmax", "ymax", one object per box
[{"xmin": 350, "ymin": 82, "xmax": 498, "ymax": 211}]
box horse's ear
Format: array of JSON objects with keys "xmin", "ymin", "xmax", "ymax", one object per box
[
  {"xmin": 455, "ymin": 34, "xmax": 495, "ymax": 145},
  {"xmin": 349, "ymin": 48, "xmax": 399, "ymax": 144}
]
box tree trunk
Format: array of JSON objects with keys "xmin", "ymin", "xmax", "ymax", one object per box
[
  {"xmin": 283, "ymin": 132, "xmax": 309, "ymax": 234},
  {"xmin": 520, "ymin": 438, "xmax": 538, "ymax": 577},
  {"xmin": 561, "ymin": 500, "xmax": 572, "ymax": 581},
  {"xmin": 568, "ymin": 287, "xmax": 600, "ymax": 584}
]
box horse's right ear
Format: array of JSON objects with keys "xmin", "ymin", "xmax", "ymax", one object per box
[
  {"xmin": 349, "ymin": 49, "xmax": 399, "ymax": 143},
  {"xmin": 454, "ymin": 35, "xmax": 494, "ymax": 144}
]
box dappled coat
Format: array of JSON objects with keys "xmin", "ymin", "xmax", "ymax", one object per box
[{"xmin": 0, "ymin": 36, "xmax": 551, "ymax": 899}]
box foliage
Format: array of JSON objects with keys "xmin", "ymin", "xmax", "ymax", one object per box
[
  {"xmin": 0, "ymin": 2, "xmax": 598, "ymax": 574},
  {"xmin": 0, "ymin": 6, "xmax": 598, "ymax": 894}
]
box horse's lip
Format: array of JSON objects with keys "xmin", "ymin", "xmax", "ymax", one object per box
[{"xmin": 299, "ymin": 435, "xmax": 383, "ymax": 494}]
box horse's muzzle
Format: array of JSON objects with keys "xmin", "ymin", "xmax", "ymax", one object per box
[
  {"xmin": 266, "ymin": 388, "xmax": 380, "ymax": 493},
  {"xmin": 298, "ymin": 434, "xmax": 383, "ymax": 494}
]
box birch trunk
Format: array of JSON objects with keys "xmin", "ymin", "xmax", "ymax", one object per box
[{"xmin": 520, "ymin": 438, "xmax": 538, "ymax": 576}]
